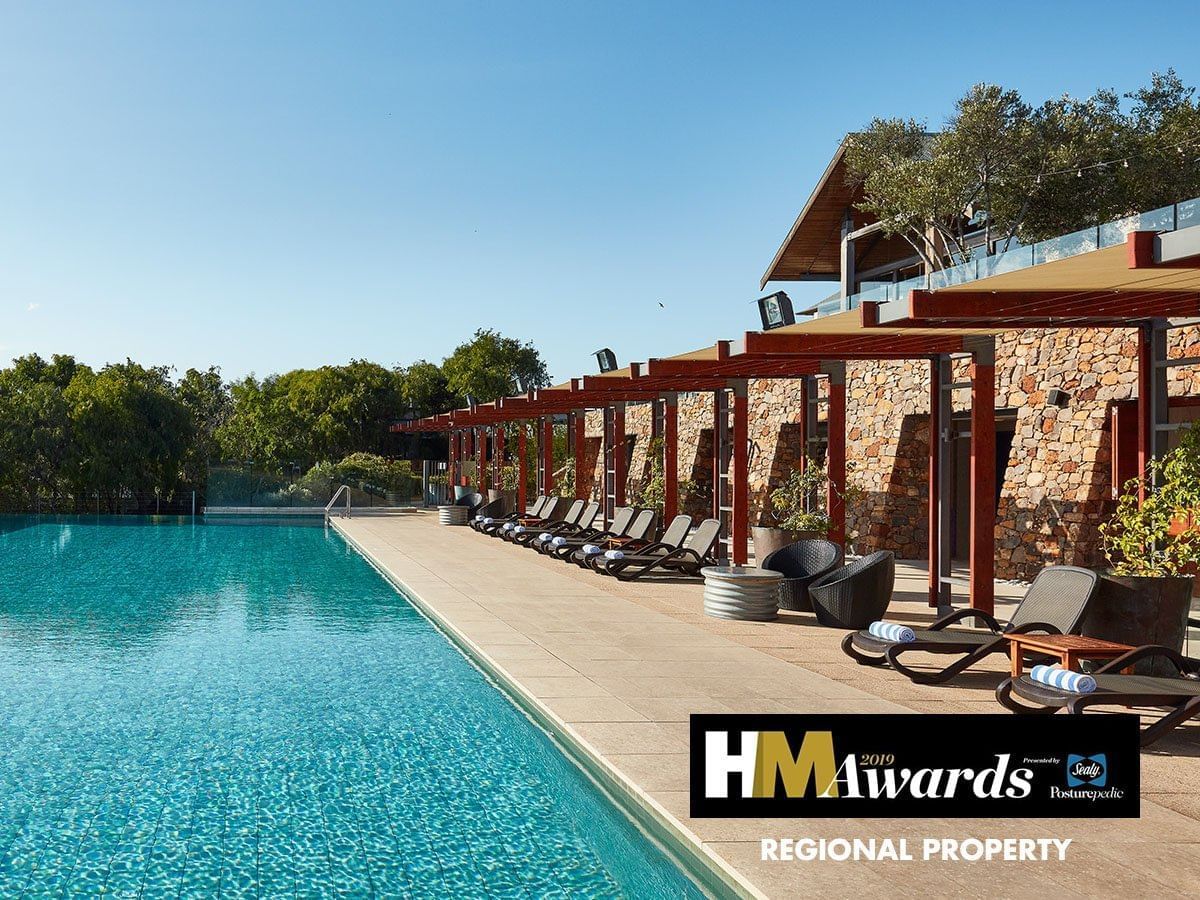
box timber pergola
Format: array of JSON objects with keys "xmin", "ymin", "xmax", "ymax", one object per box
[
  {"xmin": 859, "ymin": 226, "xmax": 1200, "ymax": 605},
  {"xmin": 717, "ymin": 315, "xmax": 1007, "ymax": 613}
]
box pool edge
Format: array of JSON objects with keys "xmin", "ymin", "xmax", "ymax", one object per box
[{"xmin": 331, "ymin": 519, "xmax": 764, "ymax": 900}]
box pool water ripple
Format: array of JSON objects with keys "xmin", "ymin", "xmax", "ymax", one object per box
[{"xmin": 0, "ymin": 518, "xmax": 701, "ymax": 898}]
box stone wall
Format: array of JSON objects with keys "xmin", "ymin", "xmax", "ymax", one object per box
[{"xmin": 570, "ymin": 324, "xmax": 1200, "ymax": 579}]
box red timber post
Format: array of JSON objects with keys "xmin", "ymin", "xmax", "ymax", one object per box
[
  {"xmin": 574, "ymin": 409, "xmax": 588, "ymax": 500},
  {"xmin": 731, "ymin": 380, "xmax": 749, "ymax": 565},
  {"xmin": 541, "ymin": 416, "xmax": 555, "ymax": 497},
  {"xmin": 1137, "ymin": 320, "xmax": 1169, "ymax": 501},
  {"xmin": 663, "ymin": 392, "xmax": 679, "ymax": 524},
  {"xmin": 968, "ymin": 337, "xmax": 996, "ymax": 615},
  {"xmin": 463, "ymin": 429, "xmax": 474, "ymax": 487},
  {"xmin": 612, "ymin": 402, "xmax": 626, "ymax": 509},
  {"xmin": 516, "ymin": 422, "xmax": 528, "ymax": 512},
  {"xmin": 823, "ymin": 361, "xmax": 847, "ymax": 547},
  {"xmin": 476, "ymin": 427, "xmax": 487, "ymax": 492},
  {"xmin": 928, "ymin": 356, "xmax": 954, "ymax": 610},
  {"xmin": 494, "ymin": 425, "xmax": 505, "ymax": 490}
]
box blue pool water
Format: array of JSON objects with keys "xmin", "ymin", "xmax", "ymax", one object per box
[{"xmin": 0, "ymin": 517, "xmax": 702, "ymax": 897}]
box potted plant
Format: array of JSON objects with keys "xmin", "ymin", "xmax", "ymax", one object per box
[
  {"xmin": 1096, "ymin": 424, "xmax": 1200, "ymax": 673},
  {"xmin": 499, "ymin": 463, "xmax": 520, "ymax": 514},
  {"xmin": 753, "ymin": 461, "xmax": 831, "ymax": 563}
]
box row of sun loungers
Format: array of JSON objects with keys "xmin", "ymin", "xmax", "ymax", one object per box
[
  {"xmin": 464, "ymin": 494, "xmax": 1199, "ymax": 746},
  {"xmin": 471, "ymin": 495, "xmax": 722, "ymax": 581}
]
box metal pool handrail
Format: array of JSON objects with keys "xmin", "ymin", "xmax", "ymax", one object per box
[{"xmin": 325, "ymin": 484, "xmax": 352, "ymax": 519}]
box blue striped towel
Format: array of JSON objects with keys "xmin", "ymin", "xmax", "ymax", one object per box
[
  {"xmin": 581, "ymin": 544, "xmax": 603, "ymax": 556},
  {"xmin": 604, "ymin": 549, "xmax": 625, "ymax": 560},
  {"xmin": 513, "ymin": 525, "xmax": 526, "ymax": 534},
  {"xmin": 501, "ymin": 522, "xmax": 515, "ymax": 531},
  {"xmin": 550, "ymin": 536, "xmax": 568, "ymax": 547},
  {"xmin": 482, "ymin": 517, "xmax": 494, "ymax": 525},
  {"xmin": 867, "ymin": 621, "xmax": 916, "ymax": 643},
  {"xmin": 536, "ymin": 532, "xmax": 553, "ymax": 543},
  {"xmin": 1030, "ymin": 664, "xmax": 1096, "ymax": 693}
]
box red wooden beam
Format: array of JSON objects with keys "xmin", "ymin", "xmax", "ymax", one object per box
[
  {"xmin": 541, "ymin": 416, "xmax": 555, "ymax": 496},
  {"xmin": 904, "ymin": 288, "xmax": 1200, "ymax": 325},
  {"xmin": 927, "ymin": 361, "xmax": 940, "ymax": 608},
  {"xmin": 517, "ymin": 422, "xmax": 528, "ymax": 512},
  {"xmin": 969, "ymin": 345, "xmax": 996, "ymax": 614},
  {"xmin": 663, "ymin": 393, "xmax": 678, "ymax": 525},
  {"xmin": 731, "ymin": 385, "xmax": 749, "ymax": 565},
  {"xmin": 613, "ymin": 402, "xmax": 626, "ymax": 509},
  {"xmin": 742, "ymin": 330, "xmax": 965, "ymax": 358},
  {"xmin": 574, "ymin": 411, "xmax": 587, "ymax": 500},
  {"xmin": 825, "ymin": 364, "xmax": 846, "ymax": 546}
]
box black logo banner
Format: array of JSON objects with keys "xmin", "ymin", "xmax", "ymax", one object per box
[{"xmin": 690, "ymin": 714, "xmax": 1139, "ymax": 818}]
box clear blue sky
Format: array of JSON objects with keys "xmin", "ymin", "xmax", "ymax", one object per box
[{"xmin": 3, "ymin": 2, "xmax": 1199, "ymax": 384}]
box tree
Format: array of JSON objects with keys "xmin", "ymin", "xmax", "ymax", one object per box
[
  {"xmin": 441, "ymin": 329, "xmax": 550, "ymax": 403},
  {"xmin": 844, "ymin": 71, "xmax": 1200, "ymax": 269},
  {"xmin": 401, "ymin": 360, "xmax": 456, "ymax": 417}
]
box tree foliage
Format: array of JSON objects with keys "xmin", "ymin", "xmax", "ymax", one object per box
[
  {"xmin": 845, "ymin": 71, "xmax": 1200, "ymax": 269},
  {"xmin": 0, "ymin": 328, "xmax": 550, "ymax": 513},
  {"xmin": 442, "ymin": 329, "xmax": 550, "ymax": 403}
]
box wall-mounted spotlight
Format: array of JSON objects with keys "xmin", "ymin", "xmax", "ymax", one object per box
[
  {"xmin": 1047, "ymin": 388, "xmax": 1072, "ymax": 409},
  {"xmin": 465, "ymin": 393, "xmax": 477, "ymax": 412},
  {"xmin": 594, "ymin": 348, "xmax": 618, "ymax": 373},
  {"xmin": 756, "ymin": 291, "xmax": 795, "ymax": 330}
]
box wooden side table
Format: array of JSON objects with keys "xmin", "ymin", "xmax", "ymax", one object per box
[{"xmin": 1002, "ymin": 633, "xmax": 1135, "ymax": 678}]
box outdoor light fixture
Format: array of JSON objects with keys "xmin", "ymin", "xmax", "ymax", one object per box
[
  {"xmin": 755, "ymin": 291, "xmax": 795, "ymax": 330},
  {"xmin": 1047, "ymin": 388, "xmax": 1072, "ymax": 408},
  {"xmin": 465, "ymin": 393, "xmax": 477, "ymax": 411},
  {"xmin": 515, "ymin": 375, "xmax": 531, "ymax": 394},
  {"xmin": 594, "ymin": 348, "xmax": 618, "ymax": 373}
]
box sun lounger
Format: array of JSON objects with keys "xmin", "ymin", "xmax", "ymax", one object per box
[
  {"xmin": 598, "ymin": 517, "xmax": 722, "ymax": 581},
  {"xmin": 840, "ymin": 565, "xmax": 1100, "ymax": 685},
  {"xmin": 487, "ymin": 496, "xmax": 567, "ymax": 538},
  {"xmin": 475, "ymin": 495, "xmax": 549, "ymax": 533},
  {"xmin": 581, "ymin": 514, "xmax": 692, "ymax": 569},
  {"xmin": 551, "ymin": 507, "xmax": 656, "ymax": 560},
  {"xmin": 507, "ymin": 499, "xmax": 587, "ymax": 544},
  {"xmin": 538, "ymin": 506, "xmax": 636, "ymax": 556},
  {"xmin": 526, "ymin": 501, "xmax": 602, "ymax": 549},
  {"xmin": 996, "ymin": 645, "xmax": 1200, "ymax": 747}
]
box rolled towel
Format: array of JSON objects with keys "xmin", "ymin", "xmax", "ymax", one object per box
[
  {"xmin": 1029, "ymin": 664, "xmax": 1096, "ymax": 694},
  {"xmin": 501, "ymin": 522, "xmax": 515, "ymax": 531},
  {"xmin": 513, "ymin": 525, "xmax": 526, "ymax": 534},
  {"xmin": 867, "ymin": 621, "xmax": 916, "ymax": 643},
  {"xmin": 483, "ymin": 517, "xmax": 495, "ymax": 525},
  {"xmin": 550, "ymin": 536, "xmax": 568, "ymax": 547},
  {"xmin": 604, "ymin": 549, "xmax": 625, "ymax": 560},
  {"xmin": 474, "ymin": 514, "xmax": 484, "ymax": 521},
  {"xmin": 536, "ymin": 532, "xmax": 554, "ymax": 543},
  {"xmin": 581, "ymin": 544, "xmax": 603, "ymax": 556}
]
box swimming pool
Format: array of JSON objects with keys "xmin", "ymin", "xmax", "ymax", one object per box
[{"xmin": 0, "ymin": 517, "xmax": 703, "ymax": 897}]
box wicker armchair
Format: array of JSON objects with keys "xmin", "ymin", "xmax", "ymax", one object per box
[
  {"xmin": 760, "ymin": 540, "xmax": 843, "ymax": 612},
  {"xmin": 807, "ymin": 551, "xmax": 895, "ymax": 629}
]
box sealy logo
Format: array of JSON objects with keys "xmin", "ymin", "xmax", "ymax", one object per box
[
  {"xmin": 1066, "ymin": 754, "xmax": 1106, "ymax": 787},
  {"xmin": 705, "ymin": 730, "xmax": 1033, "ymax": 801},
  {"xmin": 690, "ymin": 714, "xmax": 1140, "ymax": 819}
]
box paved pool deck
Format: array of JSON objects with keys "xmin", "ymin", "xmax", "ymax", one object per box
[{"xmin": 333, "ymin": 511, "xmax": 1200, "ymax": 899}]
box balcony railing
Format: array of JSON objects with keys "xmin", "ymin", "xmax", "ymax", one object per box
[{"xmin": 813, "ymin": 196, "xmax": 1200, "ymax": 318}]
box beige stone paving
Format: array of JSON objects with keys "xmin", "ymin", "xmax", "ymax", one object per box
[{"xmin": 334, "ymin": 511, "xmax": 1200, "ymax": 899}]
